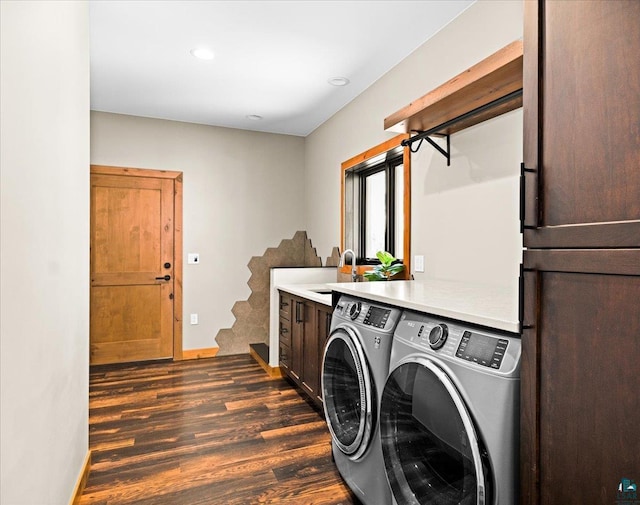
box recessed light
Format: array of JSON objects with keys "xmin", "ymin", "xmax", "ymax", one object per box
[
  {"xmin": 246, "ymin": 114, "xmax": 263, "ymax": 121},
  {"xmin": 190, "ymin": 47, "xmax": 214, "ymax": 60},
  {"xmin": 328, "ymin": 77, "xmax": 350, "ymax": 87}
]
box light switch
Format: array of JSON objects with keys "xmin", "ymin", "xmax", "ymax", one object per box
[
  {"xmin": 190, "ymin": 313, "xmax": 198, "ymax": 325},
  {"xmin": 414, "ymin": 255, "xmax": 425, "ymax": 273},
  {"xmin": 188, "ymin": 253, "xmax": 200, "ymax": 264}
]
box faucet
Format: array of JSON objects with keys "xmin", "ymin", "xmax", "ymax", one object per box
[{"xmin": 340, "ymin": 249, "xmax": 358, "ymax": 282}]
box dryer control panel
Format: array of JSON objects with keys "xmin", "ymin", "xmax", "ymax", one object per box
[
  {"xmin": 456, "ymin": 331, "xmax": 509, "ymax": 369},
  {"xmin": 394, "ymin": 311, "xmax": 521, "ymax": 376}
]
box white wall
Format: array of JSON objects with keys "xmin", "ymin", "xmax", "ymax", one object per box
[
  {"xmin": 90, "ymin": 112, "xmax": 306, "ymax": 350},
  {"xmin": 305, "ymin": 0, "xmax": 523, "ymax": 293},
  {"xmin": 0, "ymin": 1, "xmax": 90, "ymax": 504}
]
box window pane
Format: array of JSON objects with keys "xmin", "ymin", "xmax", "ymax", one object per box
[
  {"xmin": 395, "ymin": 164, "xmax": 404, "ymax": 260},
  {"xmin": 365, "ymin": 171, "xmax": 386, "ymax": 258}
]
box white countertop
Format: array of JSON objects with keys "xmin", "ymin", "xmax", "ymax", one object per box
[
  {"xmin": 327, "ymin": 279, "xmax": 520, "ymax": 334},
  {"xmin": 277, "ymin": 283, "xmax": 333, "ymax": 306}
]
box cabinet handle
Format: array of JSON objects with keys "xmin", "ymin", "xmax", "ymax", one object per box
[
  {"xmin": 520, "ymin": 162, "xmax": 538, "ymax": 231},
  {"xmin": 280, "ymin": 325, "xmax": 289, "ymax": 335},
  {"xmin": 280, "ymin": 300, "xmax": 289, "ymax": 310},
  {"xmin": 295, "ymin": 301, "xmax": 303, "ymax": 323}
]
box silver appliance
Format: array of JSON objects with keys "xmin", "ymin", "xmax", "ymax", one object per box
[
  {"xmin": 321, "ymin": 294, "xmax": 402, "ymax": 505},
  {"xmin": 380, "ymin": 310, "xmax": 521, "ymax": 505}
]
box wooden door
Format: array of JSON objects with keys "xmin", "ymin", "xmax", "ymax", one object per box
[
  {"xmin": 522, "ymin": 0, "xmax": 640, "ymax": 248},
  {"xmin": 521, "ymin": 250, "xmax": 640, "ymax": 505},
  {"xmin": 90, "ymin": 167, "xmax": 182, "ymax": 365}
]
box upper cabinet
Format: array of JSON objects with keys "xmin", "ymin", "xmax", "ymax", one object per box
[
  {"xmin": 385, "ymin": 40, "xmax": 523, "ymax": 137},
  {"xmin": 522, "ymin": 0, "xmax": 640, "ymax": 248}
]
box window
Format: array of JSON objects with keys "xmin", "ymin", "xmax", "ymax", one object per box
[
  {"xmin": 341, "ymin": 134, "xmax": 410, "ymax": 276},
  {"xmin": 359, "ymin": 155, "xmax": 404, "ymax": 259}
]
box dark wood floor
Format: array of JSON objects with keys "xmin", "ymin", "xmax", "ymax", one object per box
[{"xmin": 80, "ymin": 354, "xmax": 359, "ymax": 505}]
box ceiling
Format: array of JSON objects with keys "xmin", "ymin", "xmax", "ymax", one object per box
[{"xmin": 89, "ymin": 0, "xmax": 474, "ymax": 137}]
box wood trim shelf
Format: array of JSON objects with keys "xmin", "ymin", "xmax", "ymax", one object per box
[{"xmin": 384, "ymin": 40, "xmax": 523, "ymax": 136}]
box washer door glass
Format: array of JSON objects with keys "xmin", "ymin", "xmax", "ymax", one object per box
[
  {"xmin": 380, "ymin": 360, "xmax": 490, "ymax": 505},
  {"xmin": 322, "ymin": 328, "xmax": 373, "ymax": 459}
]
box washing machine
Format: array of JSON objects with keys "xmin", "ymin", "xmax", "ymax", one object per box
[
  {"xmin": 379, "ymin": 310, "xmax": 521, "ymax": 505},
  {"xmin": 321, "ymin": 294, "xmax": 402, "ymax": 505}
]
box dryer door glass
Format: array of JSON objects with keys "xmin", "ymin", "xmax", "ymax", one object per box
[
  {"xmin": 380, "ymin": 360, "xmax": 489, "ymax": 505},
  {"xmin": 322, "ymin": 330, "xmax": 373, "ymax": 459}
]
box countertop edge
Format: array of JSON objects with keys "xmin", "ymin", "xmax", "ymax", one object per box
[{"xmin": 326, "ymin": 281, "xmax": 520, "ymax": 334}]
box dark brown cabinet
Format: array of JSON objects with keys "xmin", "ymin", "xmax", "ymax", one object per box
[
  {"xmin": 521, "ymin": 2, "xmax": 640, "ymax": 504},
  {"xmin": 278, "ymin": 291, "xmax": 333, "ymax": 408}
]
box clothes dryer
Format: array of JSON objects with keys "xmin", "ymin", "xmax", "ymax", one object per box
[
  {"xmin": 380, "ymin": 310, "xmax": 521, "ymax": 505},
  {"xmin": 322, "ymin": 294, "xmax": 402, "ymax": 505}
]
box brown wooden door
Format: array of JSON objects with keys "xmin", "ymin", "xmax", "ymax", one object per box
[
  {"xmin": 522, "ymin": 0, "xmax": 640, "ymax": 248},
  {"xmin": 90, "ymin": 170, "xmax": 178, "ymax": 364}
]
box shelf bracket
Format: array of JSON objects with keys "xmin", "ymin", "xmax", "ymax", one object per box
[{"xmin": 403, "ymin": 132, "xmax": 451, "ymax": 165}]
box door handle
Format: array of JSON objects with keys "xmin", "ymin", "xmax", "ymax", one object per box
[{"xmin": 155, "ymin": 275, "xmax": 171, "ymax": 281}]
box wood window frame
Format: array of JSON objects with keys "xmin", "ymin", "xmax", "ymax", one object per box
[
  {"xmin": 90, "ymin": 165, "xmax": 184, "ymax": 360},
  {"xmin": 340, "ymin": 134, "xmax": 411, "ymax": 280}
]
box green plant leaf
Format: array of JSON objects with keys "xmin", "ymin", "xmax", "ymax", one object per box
[
  {"xmin": 363, "ymin": 270, "xmax": 386, "ymax": 281},
  {"xmin": 376, "ymin": 250, "xmax": 395, "ymax": 266}
]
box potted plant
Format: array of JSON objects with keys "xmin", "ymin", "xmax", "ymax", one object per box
[{"xmin": 363, "ymin": 251, "xmax": 405, "ymax": 281}]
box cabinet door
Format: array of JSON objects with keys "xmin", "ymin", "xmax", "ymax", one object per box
[
  {"xmin": 522, "ymin": 0, "xmax": 640, "ymax": 248},
  {"xmin": 301, "ymin": 300, "xmax": 318, "ymax": 399},
  {"xmin": 316, "ymin": 304, "xmax": 333, "ymax": 404},
  {"xmin": 291, "ymin": 297, "xmax": 304, "ymax": 383},
  {"xmin": 279, "ymin": 291, "xmax": 292, "ymax": 321},
  {"xmin": 521, "ymin": 249, "xmax": 640, "ymax": 505}
]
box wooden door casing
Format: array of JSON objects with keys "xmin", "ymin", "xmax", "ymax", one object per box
[
  {"xmin": 522, "ymin": 0, "xmax": 640, "ymax": 248},
  {"xmin": 90, "ymin": 166, "xmax": 183, "ymax": 364}
]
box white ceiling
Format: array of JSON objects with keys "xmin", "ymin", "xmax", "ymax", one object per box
[{"xmin": 89, "ymin": 0, "xmax": 474, "ymax": 137}]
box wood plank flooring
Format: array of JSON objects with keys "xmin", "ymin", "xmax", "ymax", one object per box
[{"xmin": 80, "ymin": 355, "xmax": 359, "ymax": 505}]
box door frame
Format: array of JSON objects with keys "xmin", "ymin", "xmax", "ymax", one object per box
[{"xmin": 90, "ymin": 165, "xmax": 184, "ymax": 360}]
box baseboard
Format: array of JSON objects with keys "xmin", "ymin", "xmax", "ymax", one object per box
[
  {"xmin": 181, "ymin": 347, "xmax": 219, "ymax": 360},
  {"xmin": 70, "ymin": 450, "xmax": 91, "ymax": 505},
  {"xmin": 249, "ymin": 345, "xmax": 283, "ymax": 378}
]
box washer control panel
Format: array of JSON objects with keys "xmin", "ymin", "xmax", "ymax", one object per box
[
  {"xmin": 363, "ymin": 305, "xmax": 391, "ymax": 329},
  {"xmin": 394, "ymin": 310, "xmax": 521, "ymax": 375},
  {"xmin": 333, "ymin": 295, "xmax": 401, "ymax": 332}
]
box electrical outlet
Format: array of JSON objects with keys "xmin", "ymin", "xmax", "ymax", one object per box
[
  {"xmin": 414, "ymin": 255, "xmax": 425, "ymax": 273},
  {"xmin": 190, "ymin": 313, "xmax": 198, "ymax": 325},
  {"xmin": 188, "ymin": 253, "xmax": 200, "ymax": 264}
]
